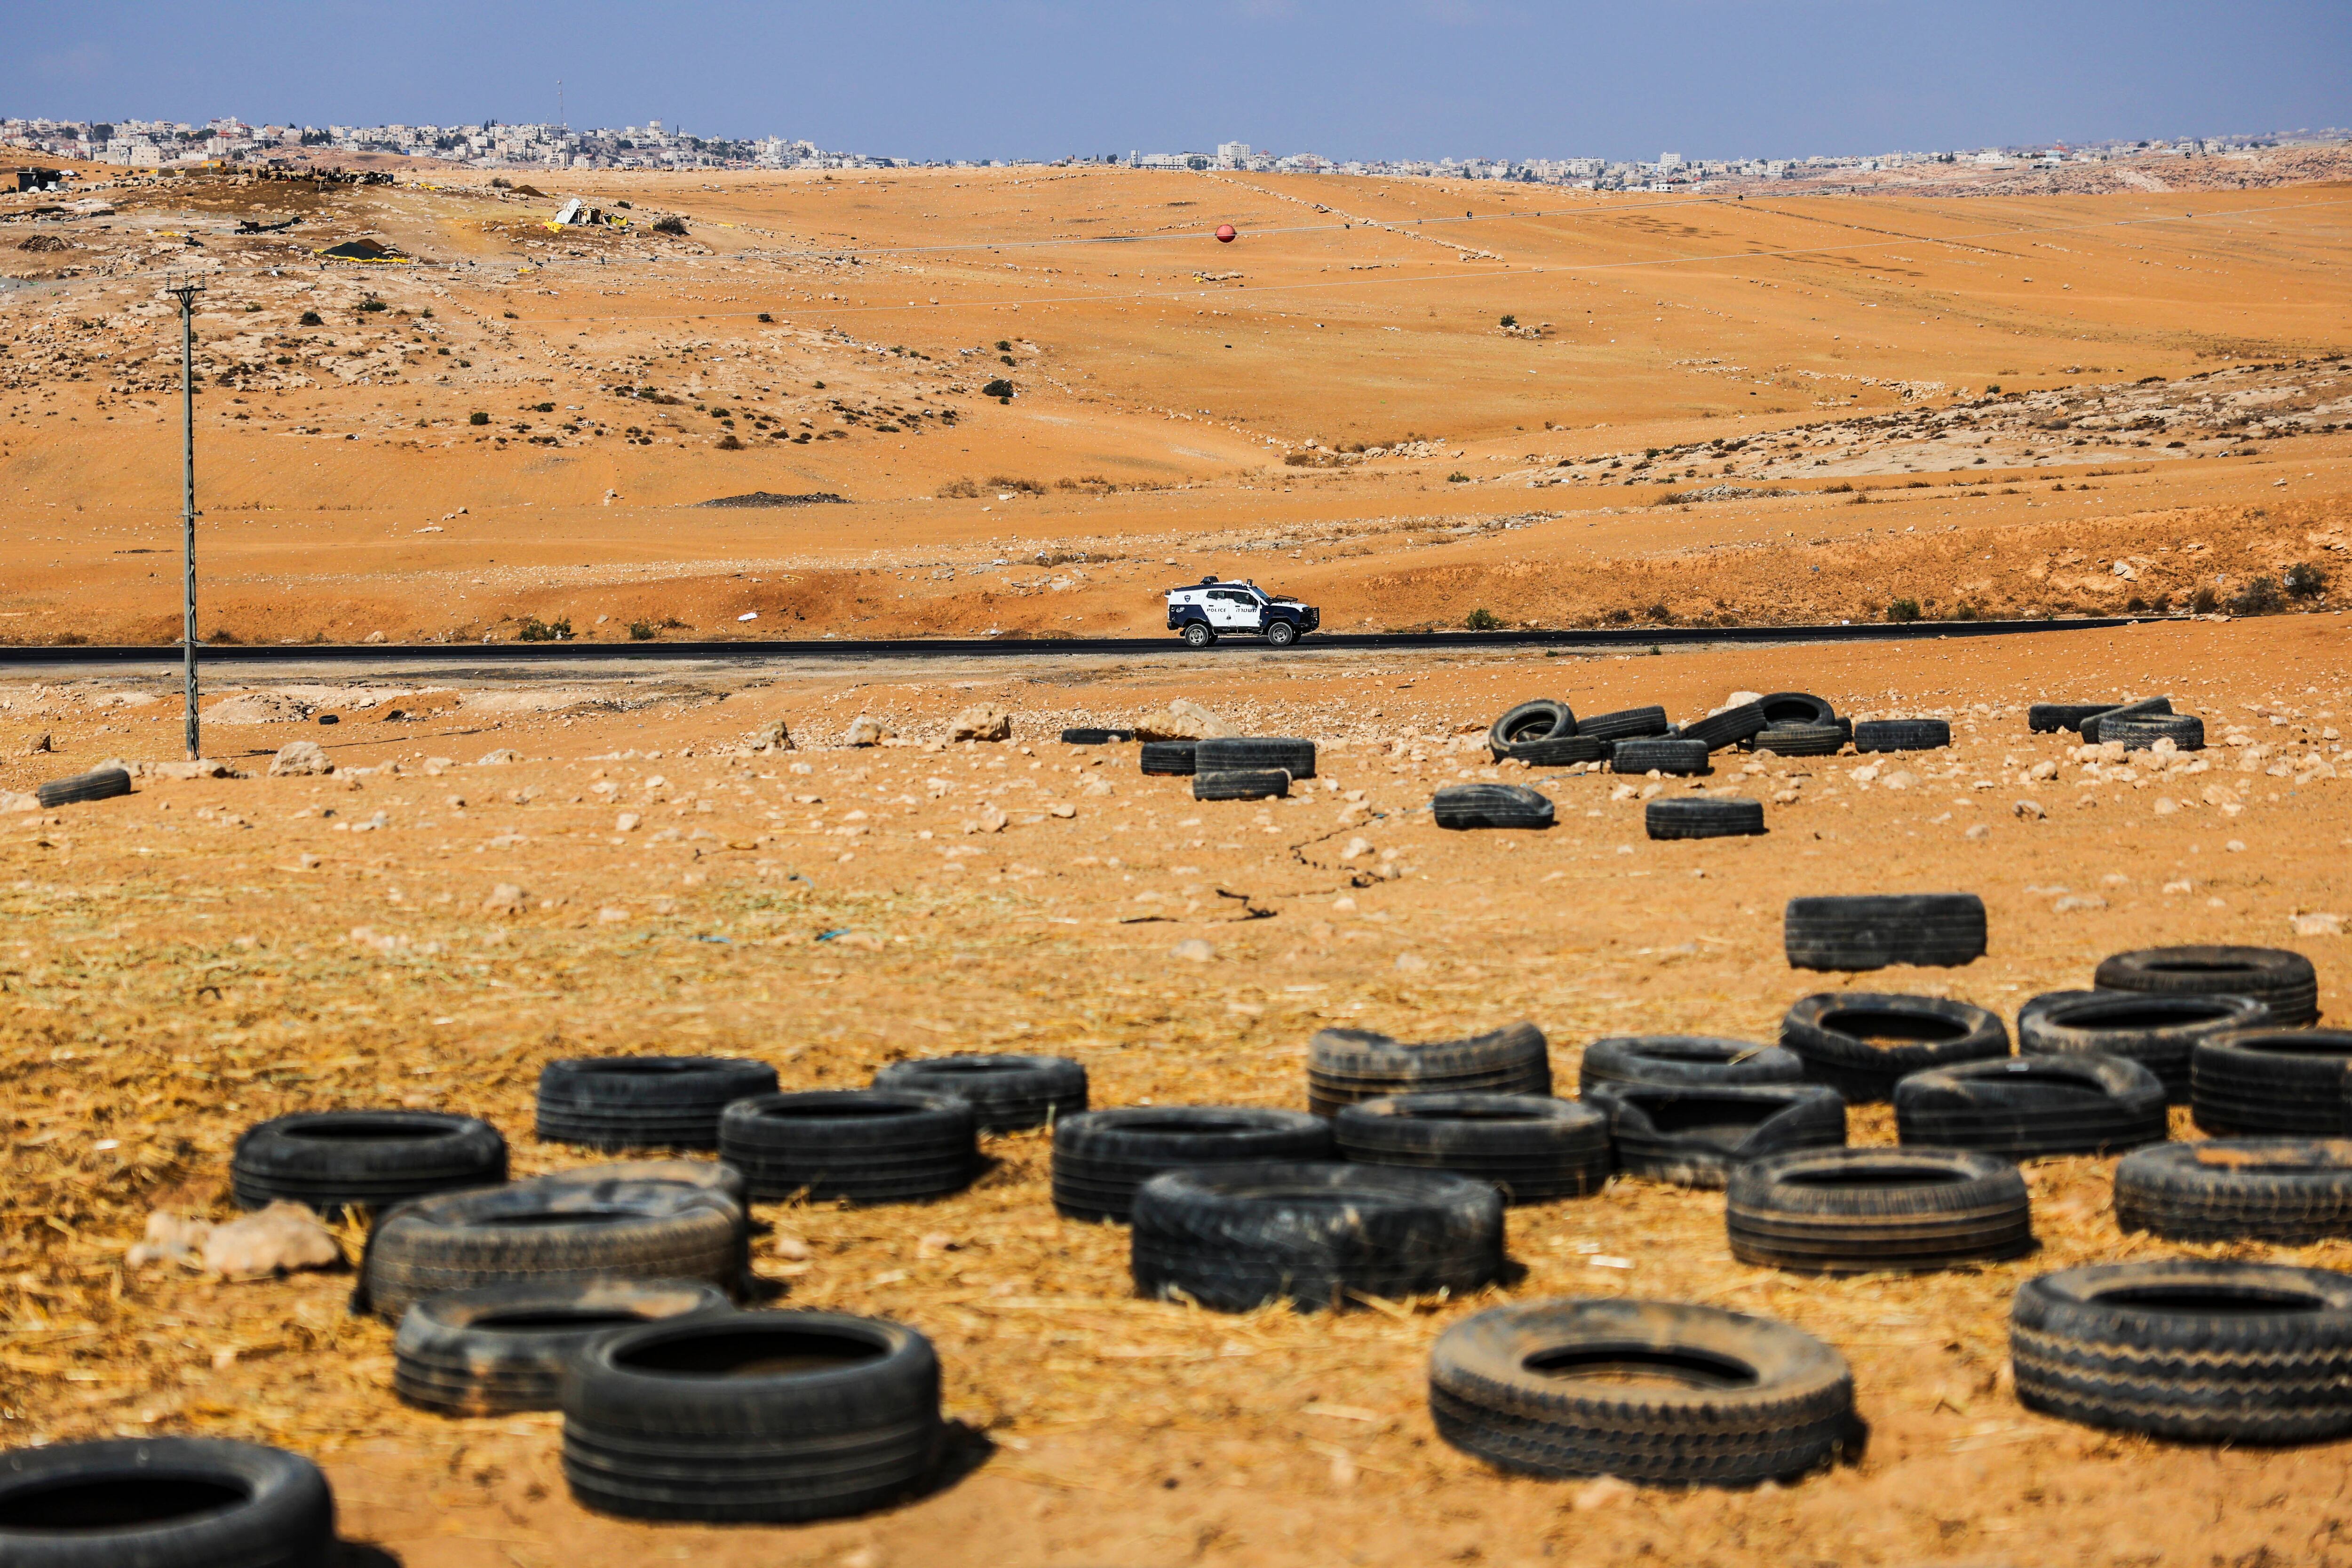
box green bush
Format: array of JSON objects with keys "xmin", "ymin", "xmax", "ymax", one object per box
[
  {"xmin": 2190, "ymin": 586, "xmax": 2218, "ymax": 614},
  {"xmin": 1498, "ymin": 314, "xmax": 1517, "ymax": 328},
  {"xmin": 2229, "ymin": 576, "xmax": 2285, "ymax": 616},
  {"xmin": 298, "ymin": 310, "xmax": 322, "ymax": 326},
  {"xmin": 1887, "ymin": 598, "xmax": 1922, "ymax": 622},
  {"xmin": 1446, "ymin": 471, "xmax": 1470, "ymax": 483},
  {"xmin": 982, "ymin": 378, "xmax": 1015, "ymax": 401},
  {"xmin": 518, "ymin": 616, "xmax": 574, "ymax": 642},
  {"xmin": 2285, "ymin": 561, "xmax": 2329, "ymax": 598},
  {"xmin": 628, "ymin": 619, "xmax": 657, "ymax": 641},
  {"xmin": 1465, "ymin": 607, "xmax": 1502, "ymax": 630},
  {"xmin": 469, "ymin": 411, "xmax": 489, "ymax": 426}
]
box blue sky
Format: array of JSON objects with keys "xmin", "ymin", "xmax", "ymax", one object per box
[{"xmin": 7, "ymin": 1, "xmax": 2345, "ymax": 163}]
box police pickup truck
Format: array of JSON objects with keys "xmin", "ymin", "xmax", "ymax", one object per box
[{"xmin": 1164, "ymin": 577, "xmax": 1321, "ymax": 647}]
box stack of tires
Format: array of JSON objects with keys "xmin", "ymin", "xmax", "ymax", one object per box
[
  {"xmin": 1747, "ymin": 691, "xmax": 1850, "ymax": 758},
  {"xmin": 2034, "ymin": 694, "xmax": 2206, "ymax": 752}
]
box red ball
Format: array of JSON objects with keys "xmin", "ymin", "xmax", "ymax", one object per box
[{"xmin": 1215, "ymin": 224, "xmax": 1237, "ymax": 243}]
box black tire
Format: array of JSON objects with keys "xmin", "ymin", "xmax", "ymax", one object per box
[
  {"xmin": 363, "ymin": 1178, "xmax": 746, "ymax": 1323},
  {"xmin": 2078, "ymin": 696, "xmax": 2173, "ymax": 743},
  {"xmin": 1756, "ymin": 692, "xmax": 1837, "ymax": 727},
  {"xmin": 526, "ymin": 1158, "xmax": 750, "ymax": 1210},
  {"xmin": 2019, "ymin": 989, "xmax": 2271, "ymax": 1103},
  {"xmin": 1131, "ymin": 1161, "xmax": 1503, "ymax": 1312},
  {"xmin": 1678, "ymin": 701, "xmax": 1769, "ymax": 752},
  {"xmin": 1894, "ymin": 1052, "xmax": 2167, "ymax": 1159},
  {"xmin": 1752, "ymin": 722, "xmax": 1845, "ymax": 757},
  {"xmin": 717, "ymin": 1090, "xmax": 977, "ymax": 1203},
  {"xmin": 0, "ymin": 1437, "xmax": 334, "ymax": 1568},
  {"xmin": 1646, "ymin": 796, "xmax": 1765, "ymax": 839},
  {"xmin": 871, "ymin": 1053, "xmax": 1087, "ymax": 1133},
  {"xmin": 1488, "ymin": 700, "xmax": 1573, "ymax": 760},
  {"xmin": 2105, "ymin": 714, "xmax": 2205, "ymax": 751},
  {"xmin": 1059, "ymin": 727, "xmax": 1134, "ymax": 745},
  {"xmin": 1195, "ymin": 736, "xmax": 1316, "ymax": 778},
  {"xmin": 2010, "ymin": 1260, "xmax": 2352, "ymax": 1442},
  {"xmin": 563, "ymin": 1311, "xmax": 941, "ymax": 1522},
  {"xmin": 1138, "ymin": 740, "xmax": 1199, "ymax": 775},
  {"xmin": 1181, "ymin": 623, "xmax": 1215, "ymax": 647},
  {"xmin": 2093, "ymin": 945, "xmax": 2320, "ymax": 1027},
  {"xmin": 1333, "ymin": 1094, "xmax": 1612, "ymax": 1202},
  {"xmin": 1611, "ymin": 738, "xmax": 1711, "ymax": 775},
  {"xmin": 1583, "ymin": 1082, "xmax": 1846, "ymax": 1188},
  {"xmin": 34, "ymin": 767, "xmax": 131, "ymax": 809},
  {"xmin": 1193, "ymin": 767, "xmax": 1290, "ymax": 801},
  {"xmin": 1265, "ymin": 619, "xmax": 1298, "ymax": 647},
  {"xmin": 2030, "ymin": 700, "xmax": 2129, "ymax": 733},
  {"xmin": 1429, "ymin": 1298, "xmax": 1855, "ymax": 1485},
  {"xmin": 1510, "ymin": 733, "xmax": 1610, "ymax": 767},
  {"xmin": 1726, "ymin": 1146, "xmax": 2032, "ymax": 1274},
  {"xmin": 2114, "ymin": 1139, "xmax": 2352, "ymax": 1243},
  {"xmin": 1577, "ymin": 1035, "xmax": 1804, "ymax": 1096},
  {"xmin": 1576, "ymin": 705, "xmax": 1670, "ymax": 741},
  {"xmin": 1852, "ymin": 718, "xmax": 1951, "ymax": 752},
  {"xmin": 1308, "ymin": 1021, "xmax": 1552, "ymax": 1117},
  {"xmin": 230, "ymin": 1110, "xmax": 507, "ymax": 1215},
  {"xmin": 1051, "ymin": 1106, "xmax": 1333, "ymax": 1222},
  {"xmin": 393, "ymin": 1278, "xmax": 731, "ymax": 1416},
  {"xmin": 1779, "ymin": 992, "xmax": 2009, "ymax": 1103},
  {"xmin": 2193, "ymin": 1029, "xmax": 2352, "ymax": 1137},
  {"xmin": 1783, "ymin": 892, "xmax": 1986, "ymax": 971},
  {"xmin": 1431, "ymin": 783, "xmax": 1555, "ymax": 828},
  {"xmin": 535, "ymin": 1057, "xmax": 779, "ymax": 1153}
]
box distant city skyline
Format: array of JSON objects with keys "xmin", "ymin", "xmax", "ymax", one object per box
[{"xmin": 3, "ymin": 0, "xmax": 2345, "ymax": 169}]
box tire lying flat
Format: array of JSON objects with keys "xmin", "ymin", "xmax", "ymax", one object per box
[
  {"xmin": 1511, "ymin": 733, "xmax": 1610, "ymax": 767},
  {"xmin": 394, "ymin": 1278, "xmax": 731, "ymax": 1416},
  {"xmin": 1577, "ymin": 1035, "xmax": 1804, "ymax": 1096},
  {"xmin": 871, "ymin": 1053, "xmax": 1088, "ymax": 1133},
  {"xmin": 2010, "ymin": 1260, "xmax": 2352, "ymax": 1442},
  {"xmin": 1852, "ymin": 718, "xmax": 1951, "ymax": 752},
  {"xmin": 1576, "ymin": 705, "xmax": 1671, "ymax": 741},
  {"xmin": 1726, "ymin": 1146, "xmax": 2032, "ymax": 1274},
  {"xmin": 1751, "ymin": 722, "xmax": 1844, "ymax": 757},
  {"xmin": 2030, "ymin": 700, "xmax": 2130, "ymax": 733},
  {"xmin": 718, "ymin": 1091, "xmax": 977, "ymax": 1203},
  {"xmin": 1611, "ymin": 738, "xmax": 1711, "ymax": 776},
  {"xmin": 1756, "ymin": 691, "xmax": 1837, "ymax": 728},
  {"xmin": 1138, "ymin": 741, "xmax": 1198, "ymax": 776},
  {"xmin": 1051, "ymin": 1106, "xmax": 1334, "ymax": 1222},
  {"xmin": 1130, "ymin": 1161, "xmax": 1503, "ymax": 1312},
  {"xmin": 1780, "ymin": 992, "xmax": 2010, "ymax": 1103},
  {"xmin": 2114, "ymin": 1139, "xmax": 2352, "ymax": 1243},
  {"xmin": 231, "ymin": 1109, "xmax": 508, "ymax": 1215},
  {"xmin": 2093, "ymin": 944, "xmax": 2319, "ymax": 1027},
  {"xmin": 563, "ymin": 1311, "xmax": 941, "ymax": 1522},
  {"xmin": 1334, "ymin": 1094, "xmax": 1612, "ymax": 1202},
  {"xmin": 1429, "ymin": 1298, "xmax": 1855, "ymax": 1486},
  {"xmin": 1645, "ymin": 796, "xmax": 1764, "ymax": 839},
  {"xmin": 2192, "ymin": 1029, "xmax": 2352, "ymax": 1136},
  {"xmin": 1894, "ymin": 1052, "xmax": 2167, "ymax": 1159},
  {"xmin": 2105, "ymin": 714, "xmax": 2205, "ymax": 751},
  {"xmin": 1195, "ymin": 737, "xmax": 1317, "ymax": 779},
  {"xmin": 2019, "ymin": 989, "xmax": 2271, "ymax": 1103},
  {"xmin": 535, "ymin": 1057, "xmax": 779, "ymax": 1152},
  {"xmin": 1060, "ymin": 727, "xmax": 1135, "ymax": 744},
  {"xmin": 362, "ymin": 1177, "xmax": 746, "ymax": 1323},
  {"xmin": 2078, "ymin": 696, "xmax": 2174, "ymax": 744},
  {"xmin": 1583, "ymin": 1082, "xmax": 1846, "ymax": 1188},
  {"xmin": 1783, "ymin": 893, "xmax": 1987, "ymax": 971},
  {"xmin": 0, "ymin": 1436, "xmax": 335, "ymax": 1568},
  {"xmin": 1193, "ymin": 767, "xmax": 1290, "ymax": 801},
  {"xmin": 1307, "ymin": 1021, "xmax": 1552, "ymax": 1116},
  {"xmin": 1431, "ymin": 783, "xmax": 1555, "ymax": 828}
]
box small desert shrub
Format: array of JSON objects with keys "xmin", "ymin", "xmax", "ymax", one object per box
[
  {"xmin": 1464, "ymin": 607, "xmax": 1502, "ymax": 631},
  {"xmin": 982, "ymin": 379, "xmax": 1014, "ymax": 401},
  {"xmin": 2189, "ymin": 586, "xmax": 2218, "ymax": 614},
  {"xmin": 1846, "ymin": 489, "xmax": 1870, "ymax": 505},
  {"xmin": 1645, "ymin": 603, "xmax": 1675, "ymax": 624},
  {"xmin": 628, "ymin": 620, "xmax": 657, "ymax": 641},
  {"xmin": 358, "ymin": 296, "xmax": 386, "ymax": 314},
  {"xmin": 1886, "ymin": 598, "xmax": 1922, "ymax": 623},
  {"xmin": 652, "ymin": 216, "xmax": 687, "ymax": 236},
  {"xmin": 1950, "ymin": 602, "xmax": 1982, "ymax": 621},
  {"xmin": 298, "ymin": 310, "xmax": 322, "ymax": 326},
  {"xmin": 2285, "ymin": 561, "xmax": 2329, "ymax": 598},
  {"xmin": 1824, "ymin": 481, "xmax": 1854, "ymax": 493},
  {"xmin": 532, "ymin": 401, "xmax": 555, "ymax": 414},
  {"xmin": 1498, "ymin": 314, "xmax": 1517, "ymax": 328},
  {"xmin": 1446, "ymin": 471, "xmax": 1470, "ymax": 483},
  {"xmin": 715, "ymin": 434, "xmax": 743, "ymax": 450},
  {"xmin": 469, "ymin": 411, "xmax": 489, "ymax": 426},
  {"xmin": 757, "ymin": 312, "xmax": 773, "ymax": 323},
  {"xmin": 986, "ymin": 475, "xmax": 1046, "ymax": 495},
  {"xmin": 518, "ymin": 616, "xmax": 573, "ymax": 642},
  {"xmin": 937, "ymin": 478, "xmax": 981, "ymax": 499},
  {"xmin": 995, "ymin": 339, "xmax": 1012, "ymax": 352},
  {"xmin": 2229, "ymin": 576, "xmax": 2285, "ymax": 616}
]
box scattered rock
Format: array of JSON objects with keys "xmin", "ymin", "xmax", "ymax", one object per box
[
  {"xmin": 964, "ymin": 804, "xmax": 1008, "ymax": 834},
  {"xmin": 199, "ymin": 1202, "xmax": 342, "ymax": 1279},
  {"xmin": 2026, "ymin": 760, "xmax": 2059, "ymax": 782},
  {"xmin": 364, "ymin": 630, "xmax": 387, "ymax": 645},
  {"xmin": 2054, "ymin": 894, "xmax": 2108, "ymax": 913},
  {"xmin": 483, "ymin": 882, "xmax": 529, "ymax": 915},
  {"xmin": 616, "ymin": 812, "xmax": 641, "ymax": 833},
  {"xmin": 949, "ymin": 703, "xmax": 1013, "ymax": 742},
  {"xmin": 151, "ymin": 758, "xmax": 237, "ymax": 780},
  {"xmin": 2153, "ymin": 797, "xmax": 2179, "ymax": 816},
  {"xmin": 1047, "ymin": 802, "xmax": 1076, "ymax": 819},
  {"xmin": 126, "ymin": 1211, "xmax": 213, "ymax": 1268},
  {"xmin": 748, "ymin": 718, "xmax": 795, "ymax": 752},
  {"xmin": 0, "ymin": 790, "xmax": 38, "ymax": 812},
  {"xmin": 1170, "ymin": 938, "xmax": 1216, "ymax": 962},
  {"xmin": 775, "ymin": 1234, "xmax": 813, "ymax": 1261},
  {"xmin": 1964, "ymin": 823, "xmax": 1991, "ymax": 841},
  {"xmin": 1133, "ymin": 699, "xmax": 1237, "ymax": 742},
  {"xmin": 598, "ymin": 906, "xmax": 630, "ymax": 923},
  {"xmin": 842, "ymin": 715, "xmax": 886, "ymax": 747},
  {"xmin": 2013, "ymin": 799, "xmax": 2046, "ymax": 820},
  {"xmin": 2291, "ymin": 912, "xmax": 2344, "ymax": 936},
  {"xmin": 476, "ymin": 748, "xmax": 523, "ymax": 766},
  {"xmin": 1395, "ymin": 952, "xmax": 1430, "ymax": 973},
  {"xmin": 25, "ymin": 731, "xmax": 51, "ymax": 755},
  {"xmin": 1573, "ymin": 1475, "xmax": 1634, "ymax": 1512},
  {"xmin": 206, "ymin": 692, "xmax": 313, "ymax": 724},
  {"xmin": 1340, "ymin": 836, "xmax": 1372, "ymax": 861},
  {"xmin": 268, "ymin": 740, "xmax": 335, "ymax": 778}
]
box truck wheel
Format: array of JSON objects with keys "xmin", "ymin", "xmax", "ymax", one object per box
[
  {"xmin": 1265, "ymin": 621, "xmax": 1297, "ymax": 647},
  {"xmin": 1183, "ymin": 623, "xmax": 1215, "ymax": 647}
]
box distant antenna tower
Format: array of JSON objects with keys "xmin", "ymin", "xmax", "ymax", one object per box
[{"xmin": 558, "ymin": 79, "xmax": 565, "ymax": 129}]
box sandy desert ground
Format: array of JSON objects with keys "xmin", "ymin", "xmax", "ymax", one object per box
[{"xmin": 3, "ymin": 154, "xmax": 2352, "ymax": 1568}]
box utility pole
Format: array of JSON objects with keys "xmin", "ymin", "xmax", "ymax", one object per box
[{"xmin": 166, "ymin": 275, "xmax": 205, "ymax": 761}]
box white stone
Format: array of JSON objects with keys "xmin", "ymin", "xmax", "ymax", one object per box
[
  {"xmin": 841, "ymin": 716, "xmax": 886, "ymax": 747},
  {"xmin": 199, "ymin": 1202, "xmax": 341, "ymax": 1279},
  {"xmin": 1170, "ymin": 938, "xmax": 1216, "ymax": 962},
  {"xmin": 949, "ymin": 703, "xmax": 1013, "ymax": 742},
  {"xmin": 268, "ymin": 740, "xmax": 334, "ymax": 777}
]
